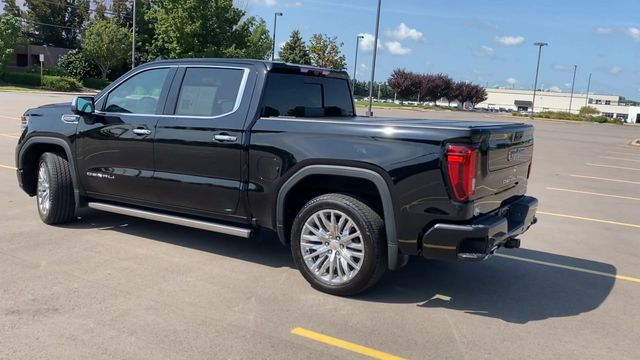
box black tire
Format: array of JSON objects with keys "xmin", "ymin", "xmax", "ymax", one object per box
[
  {"xmin": 36, "ymin": 152, "xmax": 76, "ymax": 224},
  {"xmin": 290, "ymin": 193, "xmax": 386, "ymax": 296}
]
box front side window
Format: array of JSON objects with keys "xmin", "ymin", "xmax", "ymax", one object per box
[
  {"xmin": 175, "ymin": 68, "xmax": 245, "ymax": 117},
  {"xmin": 104, "ymin": 68, "xmax": 170, "ymax": 114}
]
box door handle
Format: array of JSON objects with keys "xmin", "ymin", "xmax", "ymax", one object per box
[
  {"xmin": 132, "ymin": 128, "xmax": 152, "ymax": 136},
  {"xmin": 213, "ymin": 134, "xmax": 237, "ymax": 142}
]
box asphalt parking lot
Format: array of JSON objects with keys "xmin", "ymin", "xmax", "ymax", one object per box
[{"xmin": 1, "ymin": 92, "xmax": 639, "ymax": 359}]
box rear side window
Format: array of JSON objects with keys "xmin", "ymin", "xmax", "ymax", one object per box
[
  {"xmin": 261, "ymin": 73, "xmax": 354, "ymax": 117},
  {"xmin": 175, "ymin": 67, "xmax": 245, "ymax": 117}
]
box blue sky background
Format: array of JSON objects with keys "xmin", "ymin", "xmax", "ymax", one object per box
[{"xmin": 246, "ymin": 0, "xmax": 640, "ymax": 99}]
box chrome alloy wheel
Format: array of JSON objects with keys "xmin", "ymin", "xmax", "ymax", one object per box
[
  {"xmin": 37, "ymin": 164, "xmax": 51, "ymax": 216},
  {"xmin": 300, "ymin": 209, "xmax": 365, "ymax": 285}
]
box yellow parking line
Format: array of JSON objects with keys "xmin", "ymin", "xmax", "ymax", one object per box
[
  {"xmin": 537, "ymin": 211, "xmax": 640, "ymax": 229},
  {"xmin": 600, "ymin": 156, "xmax": 640, "ymax": 163},
  {"xmin": 496, "ymin": 254, "xmax": 640, "ymax": 284},
  {"xmin": 586, "ymin": 163, "xmax": 640, "ymax": 171},
  {"xmin": 0, "ymin": 164, "xmax": 17, "ymax": 170},
  {"xmin": 546, "ymin": 187, "xmax": 640, "ymax": 201},
  {"xmin": 569, "ymin": 174, "xmax": 640, "ymax": 185},
  {"xmin": 291, "ymin": 327, "xmax": 405, "ymax": 360},
  {"xmin": 0, "ymin": 114, "xmax": 17, "ymax": 120},
  {"xmin": 0, "ymin": 133, "xmax": 19, "ymax": 139}
]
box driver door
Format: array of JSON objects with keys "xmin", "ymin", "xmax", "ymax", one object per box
[{"xmin": 76, "ymin": 67, "xmax": 176, "ymax": 204}]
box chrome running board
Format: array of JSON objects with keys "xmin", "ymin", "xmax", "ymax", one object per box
[{"xmin": 88, "ymin": 202, "xmax": 251, "ymax": 238}]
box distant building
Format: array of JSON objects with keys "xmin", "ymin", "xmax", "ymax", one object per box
[
  {"xmin": 6, "ymin": 45, "xmax": 71, "ymax": 70},
  {"xmin": 476, "ymin": 88, "xmax": 635, "ymax": 123}
]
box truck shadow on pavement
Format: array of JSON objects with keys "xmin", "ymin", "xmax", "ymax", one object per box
[
  {"xmin": 360, "ymin": 248, "xmax": 617, "ymax": 324},
  {"xmin": 67, "ymin": 211, "xmax": 615, "ymax": 324}
]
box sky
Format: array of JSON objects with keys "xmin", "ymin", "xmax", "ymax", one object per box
[{"xmin": 244, "ymin": 0, "xmax": 640, "ymax": 99}]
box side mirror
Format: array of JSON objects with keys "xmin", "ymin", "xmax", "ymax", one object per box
[{"xmin": 71, "ymin": 96, "xmax": 95, "ymax": 114}]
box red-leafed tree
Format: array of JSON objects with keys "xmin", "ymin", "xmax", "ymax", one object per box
[{"xmin": 388, "ymin": 68, "xmax": 419, "ymax": 101}]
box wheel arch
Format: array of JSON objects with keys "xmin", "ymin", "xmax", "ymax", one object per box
[
  {"xmin": 18, "ymin": 136, "xmax": 81, "ymax": 207},
  {"xmin": 276, "ymin": 165, "xmax": 399, "ymax": 270}
]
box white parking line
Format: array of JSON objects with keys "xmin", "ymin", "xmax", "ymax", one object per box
[
  {"xmin": 600, "ymin": 156, "xmax": 640, "ymax": 163},
  {"xmin": 496, "ymin": 254, "xmax": 640, "ymax": 284},
  {"xmin": 586, "ymin": 163, "xmax": 640, "ymax": 171},
  {"xmin": 570, "ymin": 174, "xmax": 640, "ymax": 185},
  {"xmin": 607, "ymin": 151, "xmax": 640, "ymax": 157},
  {"xmin": 546, "ymin": 187, "xmax": 640, "ymax": 201}
]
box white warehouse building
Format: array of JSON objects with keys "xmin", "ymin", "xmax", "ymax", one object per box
[{"xmin": 476, "ymin": 88, "xmax": 638, "ymax": 123}]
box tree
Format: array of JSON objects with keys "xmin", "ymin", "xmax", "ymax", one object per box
[
  {"xmin": 279, "ymin": 30, "xmax": 311, "ymax": 65},
  {"xmin": 388, "ymin": 69, "xmax": 419, "ymax": 101},
  {"xmin": 82, "ymin": 20, "xmax": 131, "ymax": 79},
  {"xmin": 307, "ymin": 34, "xmax": 346, "ymax": 70},
  {"xmin": 25, "ymin": 0, "xmax": 90, "ymax": 48},
  {"xmin": 57, "ymin": 49, "xmax": 100, "ymax": 80},
  {"xmin": 0, "ymin": 15, "xmax": 21, "ymax": 76},
  {"xmin": 468, "ymin": 84, "xmax": 487, "ymax": 108},
  {"xmin": 453, "ymin": 81, "xmax": 472, "ymax": 108},
  {"xmin": 147, "ymin": 0, "xmax": 271, "ymax": 60},
  {"xmin": 93, "ymin": 0, "xmax": 108, "ymax": 20},
  {"xmin": 111, "ymin": 0, "xmax": 132, "ymax": 27},
  {"xmin": 3, "ymin": 0, "xmax": 22, "ymax": 17}
]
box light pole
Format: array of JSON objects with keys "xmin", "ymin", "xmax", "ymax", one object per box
[
  {"xmin": 131, "ymin": 0, "xmax": 136, "ymax": 69},
  {"xmin": 271, "ymin": 12, "xmax": 283, "ymax": 61},
  {"xmin": 568, "ymin": 64, "xmax": 577, "ymax": 113},
  {"xmin": 531, "ymin": 42, "xmax": 548, "ymax": 116},
  {"xmin": 352, "ymin": 35, "xmax": 364, "ymax": 96},
  {"xmin": 585, "ymin": 73, "xmax": 592, "ymax": 107},
  {"xmin": 367, "ymin": 0, "xmax": 382, "ymax": 117}
]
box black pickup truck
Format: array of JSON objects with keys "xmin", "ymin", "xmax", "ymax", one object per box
[{"xmin": 15, "ymin": 59, "xmax": 537, "ymax": 295}]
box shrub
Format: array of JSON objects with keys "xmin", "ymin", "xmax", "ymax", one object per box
[
  {"xmin": 57, "ymin": 49, "xmax": 101, "ymax": 80},
  {"xmin": 1, "ymin": 71, "xmax": 41, "ymax": 86},
  {"xmin": 42, "ymin": 76, "xmax": 82, "ymax": 92},
  {"xmin": 83, "ymin": 77, "xmax": 111, "ymax": 90}
]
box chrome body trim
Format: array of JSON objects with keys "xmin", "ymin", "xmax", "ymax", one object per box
[
  {"xmin": 88, "ymin": 202, "xmax": 251, "ymax": 238},
  {"xmin": 95, "ymin": 65, "xmax": 251, "ymax": 120}
]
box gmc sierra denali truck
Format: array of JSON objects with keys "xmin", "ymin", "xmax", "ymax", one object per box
[{"xmin": 15, "ymin": 59, "xmax": 538, "ymax": 295}]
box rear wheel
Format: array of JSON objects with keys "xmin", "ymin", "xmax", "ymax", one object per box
[
  {"xmin": 36, "ymin": 152, "xmax": 75, "ymax": 224},
  {"xmin": 291, "ymin": 193, "xmax": 386, "ymax": 296}
]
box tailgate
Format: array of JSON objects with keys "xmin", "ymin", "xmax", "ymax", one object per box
[{"xmin": 474, "ymin": 124, "xmax": 534, "ymax": 200}]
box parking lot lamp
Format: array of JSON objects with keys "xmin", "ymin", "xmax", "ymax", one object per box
[
  {"xmin": 531, "ymin": 42, "xmax": 548, "ymax": 116},
  {"xmin": 569, "ymin": 65, "xmax": 577, "ymax": 113},
  {"xmin": 367, "ymin": 0, "xmax": 382, "ymax": 117},
  {"xmin": 353, "ymin": 35, "xmax": 364, "ymax": 96},
  {"xmin": 271, "ymin": 12, "xmax": 283, "ymax": 61}
]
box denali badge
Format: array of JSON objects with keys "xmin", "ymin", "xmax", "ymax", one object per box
[
  {"xmin": 86, "ymin": 171, "xmax": 115, "ymax": 180},
  {"xmin": 507, "ymin": 148, "xmax": 526, "ymax": 161}
]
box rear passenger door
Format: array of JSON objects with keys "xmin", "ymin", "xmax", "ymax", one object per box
[{"xmin": 152, "ymin": 65, "xmax": 254, "ymax": 219}]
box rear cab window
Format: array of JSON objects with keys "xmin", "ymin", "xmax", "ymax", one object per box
[
  {"xmin": 261, "ymin": 72, "xmax": 355, "ymax": 118},
  {"xmin": 175, "ymin": 67, "xmax": 247, "ymax": 117}
]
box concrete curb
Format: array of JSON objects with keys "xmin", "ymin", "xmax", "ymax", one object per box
[{"xmin": 0, "ymin": 89, "xmax": 97, "ymax": 96}]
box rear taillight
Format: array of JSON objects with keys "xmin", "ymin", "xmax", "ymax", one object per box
[
  {"xmin": 20, "ymin": 115, "xmax": 29, "ymax": 131},
  {"xmin": 445, "ymin": 144, "xmax": 479, "ymax": 201}
]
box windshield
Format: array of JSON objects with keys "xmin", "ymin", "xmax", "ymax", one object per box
[{"xmin": 261, "ymin": 73, "xmax": 355, "ymax": 117}]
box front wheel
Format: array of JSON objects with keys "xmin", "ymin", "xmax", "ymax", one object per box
[
  {"xmin": 290, "ymin": 193, "xmax": 386, "ymax": 296},
  {"xmin": 36, "ymin": 152, "xmax": 76, "ymax": 224}
]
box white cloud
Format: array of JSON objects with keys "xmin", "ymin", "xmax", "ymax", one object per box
[
  {"xmin": 609, "ymin": 65, "xmax": 623, "ymax": 75},
  {"xmin": 385, "ymin": 41, "xmax": 412, "ymax": 55},
  {"xmin": 495, "ymin": 35, "xmax": 525, "ymax": 46},
  {"xmin": 564, "ymin": 82, "xmax": 572, "ymax": 88},
  {"xmin": 358, "ymin": 33, "xmax": 383, "ymax": 53},
  {"xmin": 475, "ymin": 45, "xmax": 495, "ymax": 57},
  {"xmin": 627, "ymin": 27, "xmax": 640, "ymax": 42},
  {"xmin": 549, "ymin": 86, "xmax": 562, "ymax": 92},
  {"xmin": 553, "ymin": 64, "xmax": 573, "ymax": 71},
  {"xmin": 284, "ymin": 1, "xmax": 302, "ymax": 8},
  {"xmin": 385, "ymin": 23, "xmax": 425, "ymax": 42},
  {"xmin": 250, "ymin": 0, "xmax": 301, "ymax": 7},
  {"xmin": 506, "ymin": 77, "xmax": 518, "ymax": 86},
  {"xmin": 595, "ymin": 27, "xmax": 613, "ymax": 35}
]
